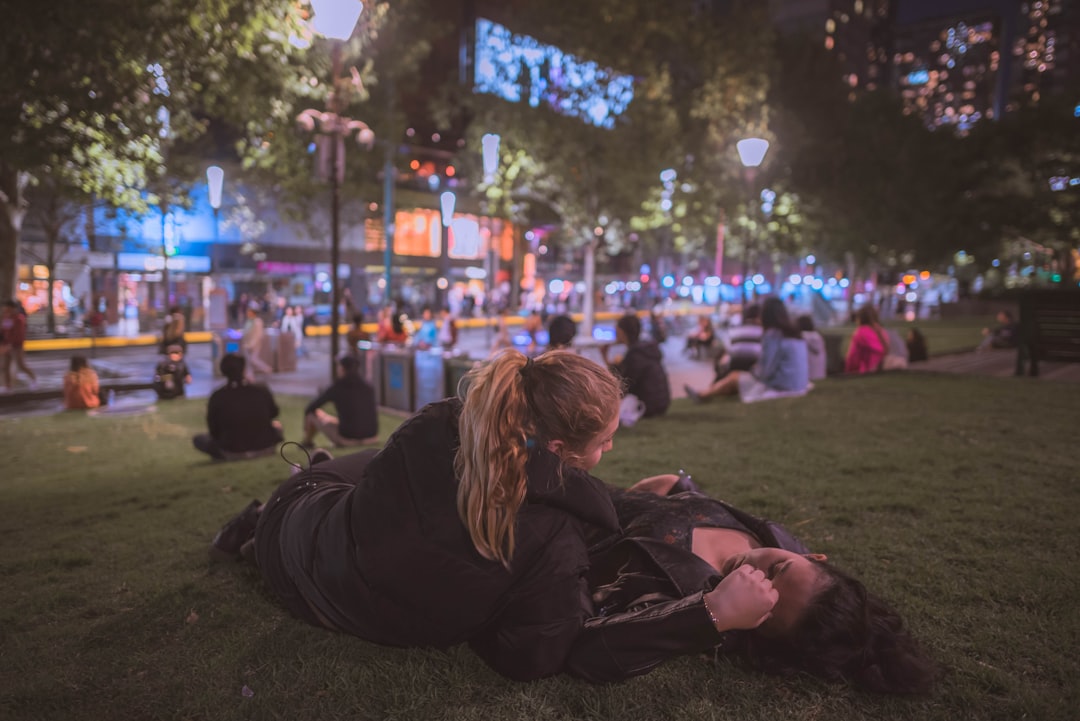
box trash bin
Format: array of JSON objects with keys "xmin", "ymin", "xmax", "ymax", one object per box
[
  {"xmin": 356, "ymin": 341, "xmax": 382, "ymax": 406},
  {"xmin": 277, "ymin": 330, "xmax": 297, "ymax": 372},
  {"xmin": 212, "ymin": 329, "xmax": 244, "ymax": 377},
  {"xmin": 445, "ymin": 355, "xmax": 480, "ymax": 399},
  {"xmin": 380, "ymin": 348, "xmax": 415, "ymax": 412},
  {"xmin": 413, "ymin": 349, "xmax": 446, "ymax": 410},
  {"xmin": 260, "ymin": 328, "xmax": 279, "ymax": 372}
]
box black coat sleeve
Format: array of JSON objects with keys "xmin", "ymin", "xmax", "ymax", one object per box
[
  {"xmin": 564, "ymin": 592, "xmax": 730, "ymax": 683},
  {"xmin": 468, "ymin": 538, "xmax": 592, "ymax": 681}
]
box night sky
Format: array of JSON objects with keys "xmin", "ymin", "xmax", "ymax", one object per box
[{"xmin": 897, "ymin": 0, "xmax": 1022, "ymax": 24}]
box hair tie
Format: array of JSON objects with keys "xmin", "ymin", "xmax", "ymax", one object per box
[{"xmin": 519, "ymin": 356, "xmax": 534, "ymax": 377}]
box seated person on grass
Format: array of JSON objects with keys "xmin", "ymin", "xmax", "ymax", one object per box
[
  {"xmin": 600, "ymin": 312, "xmax": 671, "ymax": 418},
  {"xmin": 63, "ymin": 355, "xmax": 101, "ymax": 410},
  {"xmin": 192, "ymin": 353, "xmax": 283, "ymax": 461},
  {"xmin": 564, "ymin": 475, "xmax": 936, "ymax": 694},
  {"xmin": 302, "ymin": 355, "xmax": 378, "ymax": 448},
  {"xmin": 685, "ymin": 297, "xmax": 809, "ymax": 404},
  {"xmin": 714, "ymin": 303, "xmax": 763, "ymax": 381},
  {"xmin": 153, "ymin": 344, "xmax": 192, "ymax": 400},
  {"xmin": 978, "ymin": 310, "xmax": 1018, "ymax": 351}
]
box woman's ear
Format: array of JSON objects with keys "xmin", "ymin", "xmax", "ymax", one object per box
[
  {"xmin": 546, "ymin": 440, "xmax": 564, "ymax": 456},
  {"xmin": 806, "ymin": 553, "xmax": 828, "ymax": 562}
]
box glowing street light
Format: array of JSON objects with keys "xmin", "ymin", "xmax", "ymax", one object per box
[
  {"xmin": 206, "ymin": 165, "xmax": 224, "ymax": 242},
  {"xmin": 736, "ymin": 137, "xmax": 770, "ymax": 304}
]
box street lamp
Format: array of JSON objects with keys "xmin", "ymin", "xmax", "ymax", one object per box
[
  {"xmin": 298, "ymin": 0, "xmax": 372, "ymax": 381},
  {"xmin": 659, "ymin": 168, "xmax": 676, "ymax": 285},
  {"xmin": 206, "ymin": 165, "xmax": 224, "ymax": 243},
  {"xmin": 439, "ymin": 190, "xmax": 456, "ymax": 307},
  {"xmin": 481, "ymin": 132, "xmax": 500, "ymax": 339},
  {"xmin": 736, "ymin": 137, "xmax": 769, "ymax": 304}
]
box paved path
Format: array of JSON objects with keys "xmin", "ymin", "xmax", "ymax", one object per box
[{"xmin": 0, "ymin": 328, "xmax": 720, "ymax": 419}]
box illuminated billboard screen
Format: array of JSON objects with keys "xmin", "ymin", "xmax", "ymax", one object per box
[{"xmin": 474, "ymin": 18, "xmax": 635, "ymax": 129}]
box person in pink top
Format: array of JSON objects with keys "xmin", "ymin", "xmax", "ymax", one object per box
[{"xmin": 844, "ymin": 305, "xmax": 888, "ymax": 374}]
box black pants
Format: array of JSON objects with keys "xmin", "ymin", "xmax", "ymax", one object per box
[{"xmin": 193, "ymin": 427, "xmax": 284, "ymax": 461}]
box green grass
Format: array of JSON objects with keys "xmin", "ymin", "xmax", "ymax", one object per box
[
  {"xmin": 1, "ymin": 376, "xmax": 1078, "ymax": 720},
  {"xmin": 825, "ymin": 315, "xmax": 995, "ymax": 358}
]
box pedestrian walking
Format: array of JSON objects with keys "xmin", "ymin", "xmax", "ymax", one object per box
[{"xmin": 1, "ymin": 300, "xmax": 37, "ymax": 392}]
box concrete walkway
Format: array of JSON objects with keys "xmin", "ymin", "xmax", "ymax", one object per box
[{"xmin": 0, "ymin": 328, "xmax": 721, "ymax": 419}]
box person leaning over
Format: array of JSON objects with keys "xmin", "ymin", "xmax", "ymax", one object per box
[
  {"xmin": 192, "ymin": 353, "xmax": 283, "ymax": 461},
  {"xmin": 208, "ymin": 350, "xmax": 780, "ymax": 681},
  {"xmin": 301, "ymin": 355, "xmax": 379, "ymax": 448},
  {"xmin": 601, "ymin": 313, "xmax": 671, "ymax": 418}
]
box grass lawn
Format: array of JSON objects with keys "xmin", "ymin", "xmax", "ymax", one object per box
[
  {"xmin": 2, "ymin": 374, "xmax": 1078, "ymax": 721},
  {"xmin": 824, "ymin": 315, "xmax": 996, "ymax": 358}
]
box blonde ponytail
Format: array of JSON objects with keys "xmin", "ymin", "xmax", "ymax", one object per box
[{"xmin": 455, "ymin": 349, "xmax": 622, "ymax": 567}]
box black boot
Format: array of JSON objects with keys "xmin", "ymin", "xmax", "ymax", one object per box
[{"xmin": 209, "ymin": 499, "xmax": 262, "ymax": 561}]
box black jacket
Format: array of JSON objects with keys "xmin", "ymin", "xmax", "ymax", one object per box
[
  {"xmin": 255, "ymin": 398, "xmax": 620, "ymax": 681},
  {"xmin": 206, "ymin": 381, "xmax": 280, "ymax": 452},
  {"xmin": 304, "ymin": 376, "xmax": 378, "ymax": 440},
  {"xmin": 612, "ymin": 341, "xmax": 671, "ymax": 417},
  {"xmin": 566, "ymin": 494, "xmax": 812, "ymax": 683}
]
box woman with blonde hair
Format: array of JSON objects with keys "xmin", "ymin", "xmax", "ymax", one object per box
[{"xmin": 212, "ymin": 351, "xmax": 623, "ymax": 673}]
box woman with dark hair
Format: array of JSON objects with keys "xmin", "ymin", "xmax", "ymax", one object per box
[
  {"xmin": 570, "ymin": 475, "xmax": 936, "ymax": 694},
  {"xmin": 684, "ymin": 297, "xmax": 809, "ymax": 403},
  {"xmin": 600, "ymin": 312, "xmax": 671, "ymax": 418},
  {"xmin": 302, "ymin": 355, "xmax": 379, "ymax": 447}
]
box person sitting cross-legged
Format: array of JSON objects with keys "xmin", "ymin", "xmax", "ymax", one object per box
[
  {"xmin": 302, "ymin": 355, "xmax": 379, "ymax": 448},
  {"xmin": 192, "ymin": 353, "xmax": 284, "ymax": 461}
]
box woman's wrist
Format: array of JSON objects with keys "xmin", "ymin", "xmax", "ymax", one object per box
[{"xmin": 702, "ymin": 591, "xmax": 725, "ymax": 633}]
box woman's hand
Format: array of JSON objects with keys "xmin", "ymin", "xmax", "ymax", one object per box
[{"xmin": 703, "ymin": 565, "xmax": 778, "ymax": 632}]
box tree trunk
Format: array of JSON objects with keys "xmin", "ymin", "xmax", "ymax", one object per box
[{"xmin": 0, "ymin": 162, "xmax": 28, "ymax": 303}]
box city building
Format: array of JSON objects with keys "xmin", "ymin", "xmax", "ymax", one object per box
[
  {"xmin": 770, "ymin": 0, "xmax": 896, "ymax": 96},
  {"xmin": 1008, "ymin": 0, "xmax": 1080, "ymax": 110},
  {"xmin": 894, "ymin": 12, "xmax": 1002, "ymax": 134}
]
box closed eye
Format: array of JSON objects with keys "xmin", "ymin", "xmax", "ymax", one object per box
[{"xmin": 768, "ymin": 561, "xmax": 788, "ymax": 579}]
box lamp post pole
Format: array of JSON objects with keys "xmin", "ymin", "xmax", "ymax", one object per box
[
  {"xmin": 328, "ymin": 42, "xmax": 344, "ymax": 378},
  {"xmin": 481, "ymin": 132, "xmax": 500, "ymax": 345},
  {"xmin": 736, "ymin": 138, "xmax": 769, "ymax": 306},
  {"xmin": 299, "ymin": 0, "xmax": 371, "ymax": 382},
  {"xmin": 439, "ymin": 191, "xmax": 456, "ymax": 309}
]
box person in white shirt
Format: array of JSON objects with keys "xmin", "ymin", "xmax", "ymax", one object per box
[{"xmin": 796, "ymin": 315, "xmax": 827, "ymax": 381}]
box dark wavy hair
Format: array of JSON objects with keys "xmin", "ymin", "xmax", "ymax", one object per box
[
  {"xmin": 737, "ymin": 561, "xmax": 937, "ymax": 694},
  {"xmin": 760, "ymin": 297, "xmax": 802, "ymax": 339}
]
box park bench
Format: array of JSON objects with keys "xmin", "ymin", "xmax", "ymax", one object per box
[{"xmin": 1015, "ymin": 288, "xmax": 1080, "ymax": 377}]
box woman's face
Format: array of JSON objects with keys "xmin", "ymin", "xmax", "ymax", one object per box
[
  {"xmin": 549, "ymin": 412, "xmax": 619, "ymax": 471},
  {"xmin": 722, "ymin": 548, "xmax": 829, "ymax": 637}
]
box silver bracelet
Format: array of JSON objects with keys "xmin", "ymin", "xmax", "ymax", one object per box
[{"xmin": 702, "ymin": 593, "xmax": 722, "ymax": 631}]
